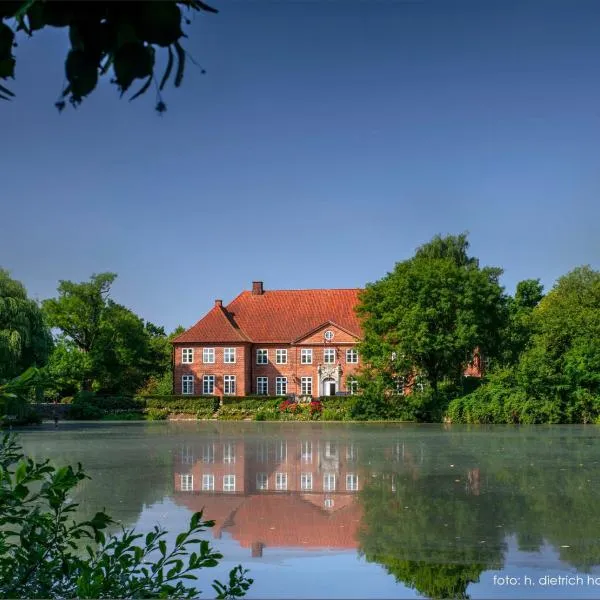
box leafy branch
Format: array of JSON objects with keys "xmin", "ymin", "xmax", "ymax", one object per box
[{"xmin": 0, "ymin": 0, "xmax": 217, "ymax": 112}]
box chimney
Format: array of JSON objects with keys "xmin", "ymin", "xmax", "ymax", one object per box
[
  {"xmin": 252, "ymin": 281, "xmax": 264, "ymax": 295},
  {"xmin": 215, "ymin": 299, "xmax": 223, "ymax": 307},
  {"xmin": 251, "ymin": 542, "xmax": 264, "ymax": 558}
]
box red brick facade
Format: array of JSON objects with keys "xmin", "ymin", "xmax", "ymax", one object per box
[{"xmin": 172, "ymin": 283, "xmax": 363, "ymax": 398}]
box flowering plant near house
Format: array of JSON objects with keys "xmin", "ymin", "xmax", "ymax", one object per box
[{"xmin": 309, "ymin": 401, "xmax": 323, "ymax": 418}]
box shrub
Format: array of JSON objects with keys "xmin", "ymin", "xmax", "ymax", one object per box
[
  {"xmin": 144, "ymin": 407, "xmax": 170, "ymax": 421},
  {"xmin": 222, "ymin": 395, "xmax": 286, "ymax": 405},
  {"xmin": 0, "ymin": 433, "xmax": 253, "ymax": 599},
  {"xmin": 143, "ymin": 395, "xmax": 220, "ymax": 414}
]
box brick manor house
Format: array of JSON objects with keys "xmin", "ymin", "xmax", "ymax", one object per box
[{"xmin": 172, "ymin": 282, "xmax": 363, "ymax": 398}]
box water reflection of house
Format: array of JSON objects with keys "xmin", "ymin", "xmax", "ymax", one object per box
[{"xmin": 173, "ymin": 438, "xmax": 363, "ymax": 555}]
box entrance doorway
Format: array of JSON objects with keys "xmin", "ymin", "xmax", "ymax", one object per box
[{"xmin": 323, "ymin": 378, "xmax": 336, "ymax": 396}]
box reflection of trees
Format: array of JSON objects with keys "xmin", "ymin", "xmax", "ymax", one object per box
[
  {"xmin": 358, "ymin": 468, "xmax": 506, "ymax": 599},
  {"xmin": 358, "ymin": 428, "xmax": 600, "ymax": 598}
]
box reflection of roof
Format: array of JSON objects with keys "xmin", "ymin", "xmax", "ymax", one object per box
[
  {"xmin": 173, "ymin": 492, "xmax": 362, "ymax": 549},
  {"xmin": 173, "ymin": 288, "xmax": 363, "ymax": 344}
]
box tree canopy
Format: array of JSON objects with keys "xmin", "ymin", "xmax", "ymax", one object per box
[
  {"xmin": 0, "ymin": 0, "xmax": 217, "ymax": 112},
  {"xmin": 42, "ymin": 272, "xmax": 174, "ymax": 396},
  {"xmin": 0, "ymin": 268, "xmax": 51, "ymax": 382},
  {"xmin": 356, "ymin": 233, "xmax": 506, "ymax": 405}
]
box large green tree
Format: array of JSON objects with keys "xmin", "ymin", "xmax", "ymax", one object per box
[
  {"xmin": 0, "ymin": 0, "xmax": 217, "ymax": 111},
  {"xmin": 449, "ymin": 266, "xmax": 600, "ymax": 424},
  {"xmin": 357, "ymin": 234, "xmax": 506, "ymax": 401},
  {"xmin": 517, "ymin": 266, "xmax": 600, "ymax": 417},
  {"xmin": 0, "ymin": 268, "xmax": 51, "ymax": 382},
  {"xmin": 499, "ymin": 278, "xmax": 544, "ymax": 367},
  {"xmin": 43, "ymin": 273, "xmax": 172, "ymax": 396}
]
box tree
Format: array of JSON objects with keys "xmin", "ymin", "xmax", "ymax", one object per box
[
  {"xmin": 0, "ymin": 268, "xmax": 51, "ymax": 383},
  {"xmin": 0, "ymin": 0, "xmax": 217, "ymax": 112},
  {"xmin": 43, "ymin": 273, "xmax": 172, "ymax": 396},
  {"xmin": 357, "ymin": 234, "xmax": 506, "ymax": 404},
  {"xmin": 516, "ymin": 266, "xmax": 600, "ymax": 420},
  {"xmin": 499, "ymin": 279, "xmax": 544, "ymax": 366}
]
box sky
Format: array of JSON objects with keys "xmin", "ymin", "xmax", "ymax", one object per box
[{"xmin": 1, "ymin": 0, "xmax": 599, "ymax": 333}]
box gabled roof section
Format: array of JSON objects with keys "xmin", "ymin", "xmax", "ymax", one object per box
[
  {"xmin": 227, "ymin": 288, "xmax": 362, "ymax": 343},
  {"xmin": 173, "ymin": 287, "xmax": 363, "ymax": 344},
  {"xmin": 292, "ymin": 320, "xmax": 362, "ymax": 344},
  {"xmin": 173, "ymin": 303, "xmax": 249, "ymax": 344}
]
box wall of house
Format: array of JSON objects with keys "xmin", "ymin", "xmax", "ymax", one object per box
[
  {"xmin": 173, "ymin": 343, "xmax": 250, "ymax": 396},
  {"xmin": 173, "ymin": 341, "xmax": 362, "ymax": 398}
]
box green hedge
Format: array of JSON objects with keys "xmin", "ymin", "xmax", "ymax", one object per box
[
  {"xmin": 142, "ymin": 396, "xmax": 219, "ymax": 413},
  {"xmin": 221, "ymin": 395, "xmax": 286, "ymax": 405}
]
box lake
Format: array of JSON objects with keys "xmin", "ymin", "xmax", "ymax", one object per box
[{"xmin": 15, "ymin": 421, "xmax": 600, "ymax": 599}]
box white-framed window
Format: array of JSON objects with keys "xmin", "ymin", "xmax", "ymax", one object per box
[
  {"xmin": 182, "ymin": 375, "xmax": 194, "ymax": 395},
  {"xmin": 348, "ymin": 378, "xmax": 359, "ymax": 395},
  {"xmin": 223, "ymin": 474, "xmax": 236, "ymax": 492},
  {"xmin": 201, "ymin": 443, "xmax": 215, "ymax": 463},
  {"xmin": 224, "ymin": 375, "xmax": 236, "ymax": 395},
  {"xmin": 274, "ymin": 440, "xmax": 287, "ymax": 463},
  {"xmin": 300, "ymin": 348, "xmax": 313, "ymax": 364},
  {"xmin": 346, "ymin": 473, "xmax": 359, "ymax": 491},
  {"xmin": 301, "ymin": 377, "xmax": 312, "ymax": 396},
  {"xmin": 324, "ymin": 498, "xmax": 334, "ymax": 508},
  {"xmin": 324, "ymin": 330, "xmax": 334, "ymax": 341},
  {"xmin": 301, "ymin": 441, "xmax": 312, "ymax": 463},
  {"xmin": 180, "ymin": 446, "xmax": 194, "ymax": 464},
  {"xmin": 256, "ymin": 442, "xmax": 267, "ymax": 463},
  {"xmin": 202, "ymin": 473, "xmax": 214, "ymax": 491},
  {"xmin": 275, "ymin": 349, "xmax": 288, "ymax": 364},
  {"xmin": 223, "ymin": 442, "xmax": 236, "ymax": 464},
  {"xmin": 180, "ymin": 474, "xmax": 194, "ymax": 491},
  {"xmin": 257, "ymin": 376, "xmax": 268, "ymax": 395},
  {"xmin": 275, "ymin": 472, "xmax": 288, "ymax": 491},
  {"xmin": 203, "ymin": 375, "xmax": 215, "ymax": 395},
  {"xmin": 324, "ymin": 348, "xmax": 336, "ymax": 364},
  {"xmin": 346, "ymin": 348, "xmax": 358, "ymax": 364},
  {"xmin": 346, "ymin": 444, "xmax": 357, "ymax": 461},
  {"xmin": 275, "ymin": 377, "xmax": 287, "ymax": 395},
  {"xmin": 256, "ymin": 349, "xmax": 268, "ymax": 364},
  {"xmin": 323, "ymin": 473, "xmax": 336, "ymax": 492},
  {"xmin": 300, "ymin": 472, "xmax": 313, "ymax": 491},
  {"xmin": 256, "ymin": 473, "xmax": 268, "ymax": 490},
  {"xmin": 203, "ymin": 348, "xmax": 215, "ymax": 363},
  {"xmin": 224, "ymin": 348, "xmax": 236, "ymax": 364},
  {"xmin": 325, "ymin": 441, "xmax": 338, "ymax": 459},
  {"xmin": 182, "ymin": 348, "xmax": 194, "ymax": 364}
]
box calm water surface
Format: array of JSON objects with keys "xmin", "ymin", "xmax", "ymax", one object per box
[{"xmin": 16, "ymin": 422, "xmax": 600, "ymax": 599}]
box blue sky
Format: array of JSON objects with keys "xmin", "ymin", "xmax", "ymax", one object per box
[{"xmin": 1, "ymin": 0, "xmax": 599, "ymax": 332}]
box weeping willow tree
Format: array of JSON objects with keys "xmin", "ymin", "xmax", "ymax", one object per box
[{"xmin": 0, "ymin": 268, "xmax": 51, "ymax": 383}]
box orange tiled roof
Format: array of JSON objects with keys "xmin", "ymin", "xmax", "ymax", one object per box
[
  {"xmin": 174, "ymin": 287, "xmax": 363, "ymax": 344},
  {"xmin": 174, "ymin": 303, "xmax": 250, "ymax": 344}
]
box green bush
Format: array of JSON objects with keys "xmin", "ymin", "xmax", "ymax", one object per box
[
  {"xmin": 67, "ymin": 402, "xmax": 103, "ymax": 420},
  {"xmin": 221, "ymin": 395, "xmax": 286, "ymax": 405},
  {"xmin": 0, "ymin": 433, "xmax": 253, "ymax": 599},
  {"xmin": 144, "ymin": 407, "xmax": 170, "ymax": 421},
  {"xmin": 143, "ymin": 395, "xmax": 220, "ymax": 413},
  {"xmin": 196, "ymin": 407, "xmax": 216, "ymax": 419}
]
